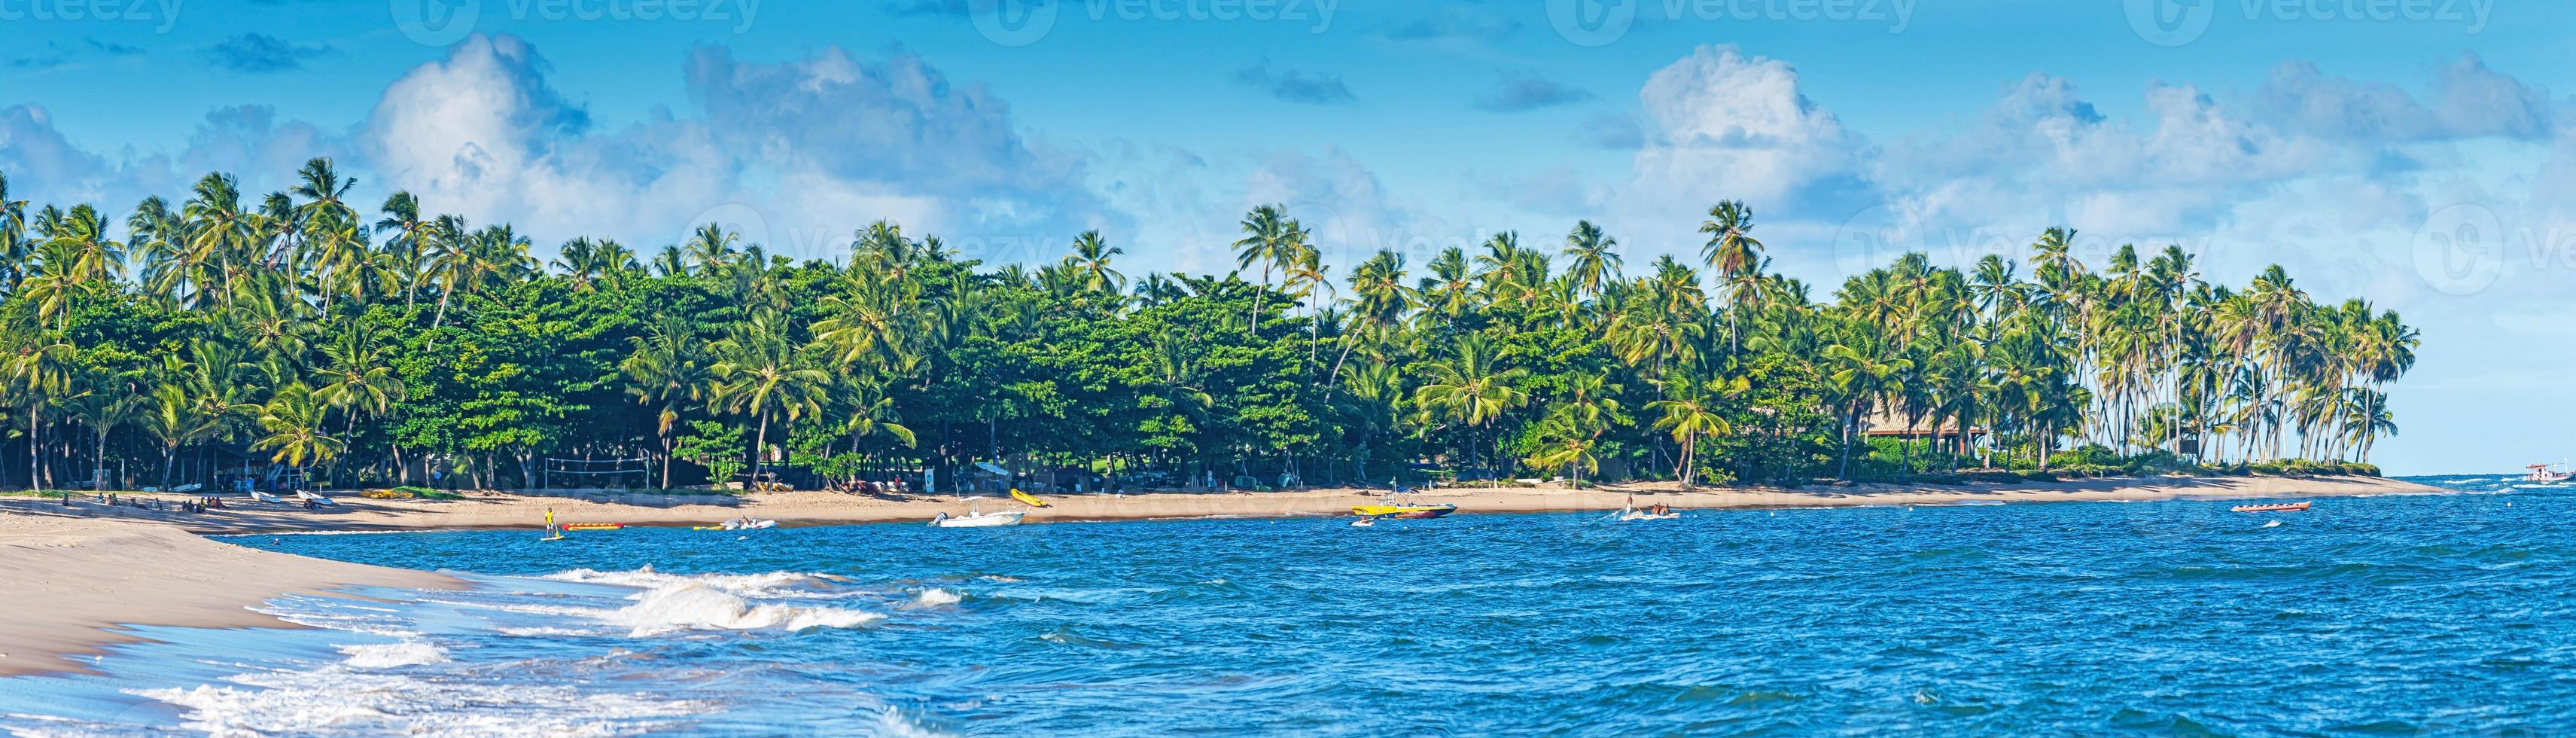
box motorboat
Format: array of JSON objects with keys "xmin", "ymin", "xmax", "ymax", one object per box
[
  {"xmin": 695, "ymin": 517, "xmax": 778, "ymax": 531},
  {"xmin": 1618, "ymin": 507, "xmax": 1679, "ymax": 521},
  {"xmin": 2523, "ymin": 464, "xmax": 2570, "ymax": 483},
  {"xmin": 930, "ymin": 500, "xmax": 1025, "ymax": 528}
]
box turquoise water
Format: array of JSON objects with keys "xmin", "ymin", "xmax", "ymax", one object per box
[{"xmin": 3, "ymin": 474, "xmax": 2572, "ymax": 735}]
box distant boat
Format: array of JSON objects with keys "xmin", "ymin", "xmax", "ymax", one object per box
[
  {"xmin": 2523, "ymin": 464, "xmax": 2570, "ymax": 483},
  {"xmin": 561, "ymin": 523, "xmax": 626, "ymax": 531},
  {"xmin": 2230, "ymin": 501, "xmax": 2311, "ymax": 513},
  {"xmin": 930, "ymin": 500, "xmax": 1025, "ymax": 528},
  {"xmin": 694, "ymin": 518, "xmax": 777, "ymax": 531},
  {"xmin": 295, "ymin": 491, "xmax": 336, "ymax": 506},
  {"xmin": 1618, "ymin": 507, "xmax": 1679, "ymax": 521},
  {"xmin": 1351, "ymin": 504, "xmax": 1457, "ymax": 520},
  {"xmin": 251, "ymin": 491, "xmax": 284, "ymax": 504},
  {"xmin": 1010, "ymin": 489, "xmax": 1052, "ymax": 508}
]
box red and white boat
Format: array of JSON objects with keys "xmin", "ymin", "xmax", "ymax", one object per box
[{"xmin": 2524, "ymin": 464, "xmax": 2571, "ymax": 483}]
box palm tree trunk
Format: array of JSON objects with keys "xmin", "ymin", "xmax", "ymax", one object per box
[{"xmin": 28, "ymin": 404, "xmax": 41, "ymax": 493}]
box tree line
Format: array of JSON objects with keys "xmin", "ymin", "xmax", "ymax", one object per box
[{"xmin": 0, "ymin": 159, "xmax": 2416, "ymax": 493}]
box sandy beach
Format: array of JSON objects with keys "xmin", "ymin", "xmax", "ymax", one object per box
[
  {"xmin": 0, "ymin": 512, "xmax": 460, "ymax": 678},
  {"xmin": 0, "ymin": 474, "xmax": 2446, "ymax": 678}
]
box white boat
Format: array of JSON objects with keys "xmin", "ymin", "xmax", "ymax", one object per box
[
  {"xmin": 296, "ymin": 490, "xmax": 337, "ymax": 506},
  {"xmin": 2523, "ymin": 464, "xmax": 2570, "ymax": 483},
  {"xmin": 929, "ymin": 500, "xmax": 1023, "ymax": 528},
  {"xmin": 251, "ymin": 491, "xmax": 284, "ymax": 504},
  {"xmin": 725, "ymin": 518, "xmax": 778, "ymax": 530},
  {"xmin": 1617, "ymin": 506, "xmax": 1679, "ymax": 521}
]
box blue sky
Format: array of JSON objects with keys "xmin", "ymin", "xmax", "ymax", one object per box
[{"xmin": 1, "ymin": 0, "xmax": 2568, "ymax": 474}]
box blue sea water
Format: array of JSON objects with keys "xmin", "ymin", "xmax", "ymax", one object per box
[{"xmin": 2, "ymin": 474, "xmax": 2572, "ymax": 735}]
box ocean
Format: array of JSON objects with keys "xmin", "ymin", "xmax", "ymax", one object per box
[{"xmin": 1, "ymin": 474, "xmax": 2568, "ymax": 735}]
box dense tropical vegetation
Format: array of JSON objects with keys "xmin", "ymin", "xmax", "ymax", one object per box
[{"xmin": 0, "ymin": 160, "xmax": 2417, "ymax": 493}]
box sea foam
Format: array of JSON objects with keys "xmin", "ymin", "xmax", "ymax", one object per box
[{"xmin": 605, "ymin": 582, "xmax": 882, "ymax": 637}]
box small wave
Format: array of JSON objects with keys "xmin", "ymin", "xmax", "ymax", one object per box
[
  {"xmin": 903, "ymin": 588, "xmax": 963, "ymax": 609},
  {"xmin": 541, "ymin": 566, "xmax": 849, "ymax": 599},
  {"xmin": 607, "ymin": 583, "xmax": 882, "ymax": 637},
  {"xmin": 496, "ymin": 627, "xmax": 600, "ymax": 637},
  {"xmin": 135, "ymin": 665, "xmax": 702, "ymax": 736},
  {"xmin": 337, "ymin": 641, "xmax": 447, "ymax": 669}
]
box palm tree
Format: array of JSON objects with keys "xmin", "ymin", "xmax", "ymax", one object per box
[
  {"xmin": 1561, "ymin": 220, "xmax": 1621, "ymax": 297},
  {"xmin": 313, "ymin": 321, "xmax": 406, "ymax": 480},
  {"xmin": 686, "ymin": 223, "xmax": 738, "ymax": 276},
  {"xmin": 623, "ymin": 317, "xmax": 714, "ymax": 488},
  {"xmin": 1233, "ymin": 205, "xmax": 1292, "ymax": 337},
  {"xmin": 139, "ymin": 377, "xmax": 231, "ymax": 489},
  {"xmin": 0, "ymin": 172, "xmax": 29, "ymax": 290},
  {"xmin": 709, "ymin": 311, "xmax": 830, "ymax": 486},
  {"xmin": 1700, "ymin": 200, "xmax": 1765, "ymax": 354},
  {"xmin": 1064, "ymin": 230, "xmax": 1126, "ymax": 294},
  {"xmin": 1412, "ymin": 334, "xmax": 1530, "ymax": 477},
  {"xmin": 63, "ymin": 367, "xmax": 144, "ymax": 490},
  {"xmin": 252, "ymin": 383, "xmax": 343, "ymax": 468},
  {"xmin": 1647, "ymin": 373, "xmax": 1735, "ymax": 487}
]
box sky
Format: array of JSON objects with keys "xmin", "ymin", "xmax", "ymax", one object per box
[{"xmin": 0, "ymin": 0, "xmax": 2568, "ymax": 474}]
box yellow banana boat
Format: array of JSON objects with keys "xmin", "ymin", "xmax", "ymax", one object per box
[
  {"xmin": 1010, "ymin": 489, "xmax": 1052, "ymax": 508},
  {"xmin": 1351, "ymin": 504, "xmax": 1456, "ymax": 520}
]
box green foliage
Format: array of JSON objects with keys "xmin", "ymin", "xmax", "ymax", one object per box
[
  {"xmin": 0, "ymin": 163, "xmax": 2421, "ymax": 493},
  {"xmin": 675, "ymin": 420, "xmax": 744, "ymax": 484}
]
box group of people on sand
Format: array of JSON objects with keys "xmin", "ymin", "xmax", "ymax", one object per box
[
  {"xmin": 834, "ymin": 477, "xmax": 916, "ymax": 496},
  {"xmin": 82, "ymin": 492, "xmax": 229, "ymax": 514}
]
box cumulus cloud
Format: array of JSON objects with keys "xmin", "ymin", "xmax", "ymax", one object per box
[
  {"xmin": 2249, "ymin": 53, "xmax": 2552, "ymax": 142},
  {"xmin": 358, "ymin": 34, "xmax": 1101, "ymax": 257},
  {"xmin": 1602, "ymin": 44, "xmax": 1874, "ymax": 240},
  {"xmin": 1234, "ymin": 59, "xmax": 1357, "ymax": 105},
  {"xmin": 0, "ymin": 105, "xmax": 126, "ymax": 205},
  {"xmin": 1474, "ymin": 72, "xmax": 1593, "ymax": 113},
  {"xmin": 203, "ymin": 33, "xmax": 332, "ymax": 73}
]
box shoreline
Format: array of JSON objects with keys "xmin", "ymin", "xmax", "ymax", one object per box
[
  {"xmin": 0, "ymin": 513, "xmax": 461, "ymax": 679},
  {"xmin": 0, "ymin": 474, "xmax": 2449, "ymax": 678}
]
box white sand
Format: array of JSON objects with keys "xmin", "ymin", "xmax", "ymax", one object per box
[{"xmin": 0, "ymin": 511, "xmax": 458, "ymax": 677}]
